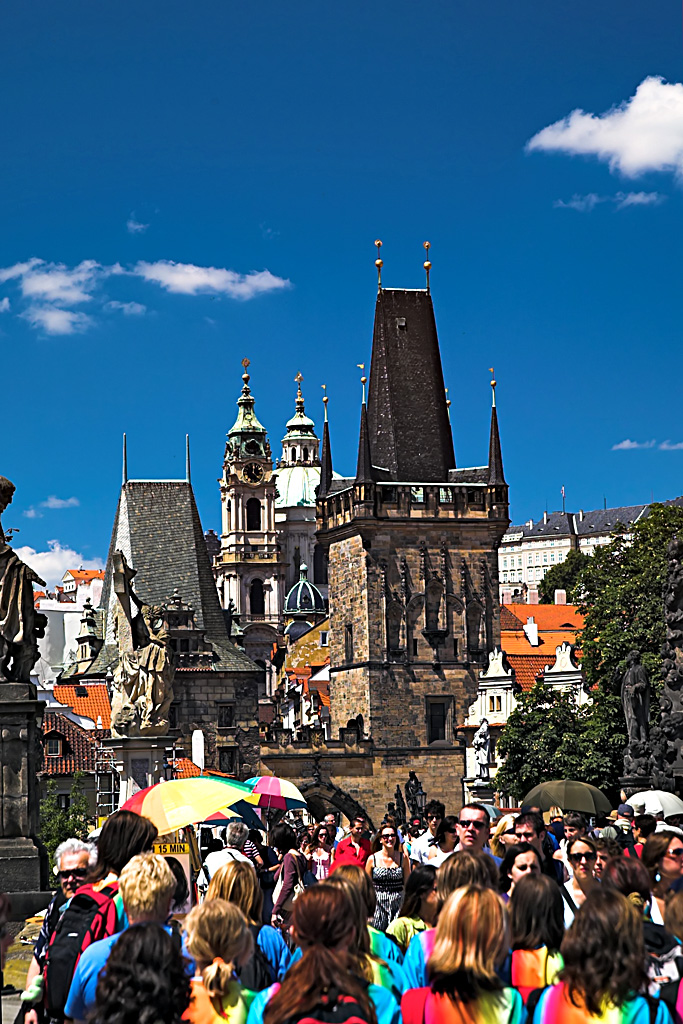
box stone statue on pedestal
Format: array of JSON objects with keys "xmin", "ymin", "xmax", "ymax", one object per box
[
  {"xmin": 622, "ymin": 651, "xmax": 650, "ymax": 746},
  {"xmin": 0, "ymin": 476, "xmax": 47, "ymax": 683},
  {"xmin": 473, "ymin": 717, "xmax": 491, "ymax": 779},
  {"xmin": 650, "ymin": 537, "xmax": 683, "ymax": 789},
  {"xmin": 394, "ymin": 784, "xmax": 407, "ymax": 825},
  {"xmin": 110, "ymin": 551, "xmax": 175, "ymax": 738},
  {"xmin": 405, "ymin": 770, "xmax": 421, "ymax": 819}
]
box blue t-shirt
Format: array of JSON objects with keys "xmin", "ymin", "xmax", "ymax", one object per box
[
  {"xmin": 256, "ymin": 925, "xmax": 291, "ymax": 981},
  {"xmin": 65, "ymin": 925, "xmax": 193, "ymax": 1021},
  {"xmin": 247, "ymin": 982, "xmax": 400, "ymax": 1024}
]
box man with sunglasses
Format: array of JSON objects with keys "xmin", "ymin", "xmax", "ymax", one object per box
[
  {"xmin": 23, "ymin": 839, "xmax": 95, "ymax": 1017},
  {"xmin": 409, "ymin": 800, "xmax": 446, "ymax": 865},
  {"xmin": 455, "ymin": 803, "xmax": 501, "ymax": 864}
]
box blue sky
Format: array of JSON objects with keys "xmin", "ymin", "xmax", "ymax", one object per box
[{"xmin": 3, "ymin": 1, "xmax": 683, "ymax": 585}]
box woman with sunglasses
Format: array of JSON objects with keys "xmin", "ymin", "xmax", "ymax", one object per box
[
  {"xmin": 642, "ymin": 831, "xmax": 683, "ymax": 926},
  {"xmin": 561, "ymin": 836, "xmax": 599, "ymax": 927},
  {"xmin": 366, "ymin": 825, "xmax": 410, "ymax": 930},
  {"xmin": 307, "ymin": 824, "xmax": 334, "ymax": 881},
  {"xmin": 427, "ymin": 816, "xmax": 459, "ymax": 868}
]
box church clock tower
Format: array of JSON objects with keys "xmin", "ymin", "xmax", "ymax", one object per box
[{"xmin": 215, "ymin": 359, "xmax": 284, "ymax": 677}]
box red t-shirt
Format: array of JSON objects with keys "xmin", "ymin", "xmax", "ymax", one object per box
[{"xmin": 330, "ymin": 835, "xmax": 371, "ymax": 871}]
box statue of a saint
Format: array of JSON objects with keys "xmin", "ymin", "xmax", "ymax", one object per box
[
  {"xmin": 405, "ymin": 770, "xmax": 421, "ymax": 819},
  {"xmin": 394, "ymin": 784, "xmax": 407, "ymax": 825},
  {"xmin": 621, "ymin": 650, "xmax": 650, "ymax": 746},
  {"xmin": 110, "ymin": 551, "xmax": 175, "ymax": 737},
  {"xmin": 473, "ymin": 718, "xmax": 491, "ymax": 779},
  {"xmin": 0, "ymin": 476, "xmax": 47, "ymax": 683}
]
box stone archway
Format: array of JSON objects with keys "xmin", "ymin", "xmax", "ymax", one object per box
[{"xmin": 297, "ymin": 780, "xmax": 375, "ymax": 830}]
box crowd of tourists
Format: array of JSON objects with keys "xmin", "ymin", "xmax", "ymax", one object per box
[{"xmin": 4, "ymin": 798, "xmax": 683, "ymax": 1024}]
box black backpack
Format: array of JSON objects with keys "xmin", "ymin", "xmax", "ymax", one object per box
[
  {"xmin": 44, "ymin": 884, "xmax": 118, "ymax": 1020},
  {"xmin": 237, "ymin": 924, "xmax": 276, "ymax": 992},
  {"xmin": 613, "ymin": 824, "xmax": 638, "ymax": 856}
]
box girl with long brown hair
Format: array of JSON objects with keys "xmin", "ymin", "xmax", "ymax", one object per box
[
  {"xmin": 401, "ymin": 885, "xmax": 523, "ymax": 1024},
  {"xmin": 246, "ymin": 885, "xmax": 400, "ymax": 1024},
  {"xmin": 527, "ymin": 889, "xmax": 668, "ymax": 1023},
  {"xmin": 642, "ymin": 831, "xmax": 683, "ymax": 925}
]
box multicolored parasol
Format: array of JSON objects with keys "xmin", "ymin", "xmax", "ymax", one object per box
[
  {"xmin": 245, "ymin": 776, "xmax": 308, "ymax": 811},
  {"xmin": 201, "ymin": 800, "xmax": 263, "ymax": 831},
  {"xmin": 121, "ymin": 776, "xmax": 257, "ymax": 833}
]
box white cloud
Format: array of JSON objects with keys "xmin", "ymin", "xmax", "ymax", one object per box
[
  {"xmin": 21, "ymin": 306, "xmax": 93, "ymax": 335},
  {"xmin": 23, "ymin": 508, "xmax": 43, "ymax": 519},
  {"xmin": 135, "ymin": 260, "xmax": 290, "ymax": 299},
  {"xmin": 19, "ymin": 259, "xmax": 103, "ymax": 305},
  {"xmin": 0, "ymin": 258, "xmax": 42, "ymax": 284},
  {"xmin": 105, "ymin": 300, "xmax": 146, "ymax": 316},
  {"xmin": 126, "ymin": 214, "xmax": 149, "ymax": 235},
  {"xmin": 42, "ymin": 495, "xmax": 79, "ymax": 509},
  {"xmin": 528, "ymin": 76, "xmax": 683, "ymax": 179},
  {"xmin": 0, "ymin": 297, "xmax": 10, "ymax": 312},
  {"xmin": 14, "ymin": 540, "xmax": 104, "ymax": 589},
  {"xmin": 659, "ymin": 440, "xmax": 683, "ymax": 450},
  {"xmin": 612, "ymin": 439, "xmax": 657, "ymax": 450},
  {"xmin": 554, "ymin": 191, "xmax": 664, "ymax": 211}
]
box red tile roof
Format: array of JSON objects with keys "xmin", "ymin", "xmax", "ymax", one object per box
[
  {"xmin": 53, "ymin": 683, "xmax": 112, "ymax": 729},
  {"xmin": 63, "ymin": 569, "xmax": 105, "ymax": 582},
  {"xmin": 169, "ymin": 757, "xmax": 201, "ymax": 778},
  {"xmin": 506, "ymin": 654, "xmax": 549, "ymax": 692},
  {"xmin": 501, "ymin": 630, "xmax": 580, "ymax": 656},
  {"xmin": 501, "ymin": 604, "xmax": 584, "ymax": 631},
  {"xmin": 42, "ymin": 712, "xmax": 101, "ymax": 775}
]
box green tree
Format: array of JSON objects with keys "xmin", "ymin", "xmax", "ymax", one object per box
[
  {"xmin": 538, "ymin": 550, "xmax": 590, "ymax": 604},
  {"xmin": 39, "ymin": 772, "xmax": 93, "ymax": 862}
]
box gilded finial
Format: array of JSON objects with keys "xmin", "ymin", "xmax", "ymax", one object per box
[
  {"xmin": 489, "ymin": 367, "xmax": 496, "ymax": 408},
  {"xmin": 375, "ymin": 239, "xmax": 383, "ymax": 290},
  {"xmin": 423, "ymin": 241, "xmax": 431, "ymax": 293},
  {"xmin": 294, "ymin": 371, "xmax": 304, "ymax": 413},
  {"xmin": 445, "ymin": 387, "xmax": 451, "ymax": 421},
  {"xmin": 358, "ymin": 363, "xmax": 367, "ymax": 404},
  {"xmin": 321, "ymin": 384, "xmax": 328, "ymax": 421}
]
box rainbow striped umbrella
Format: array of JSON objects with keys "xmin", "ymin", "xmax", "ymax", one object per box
[
  {"xmin": 245, "ymin": 776, "xmax": 307, "ymax": 811},
  {"xmin": 121, "ymin": 776, "xmax": 257, "ymax": 833}
]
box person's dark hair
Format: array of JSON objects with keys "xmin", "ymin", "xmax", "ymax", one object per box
[
  {"xmin": 207, "ymin": 836, "xmax": 224, "ymax": 854},
  {"xmin": 634, "ymin": 814, "xmax": 657, "ymax": 839},
  {"xmin": 563, "ymin": 812, "xmax": 587, "ymax": 832},
  {"xmin": 641, "ymin": 831, "xmax": 680, "ymax": 888},
  {"xmin": 164, "ymin": 856, "xmax": 189, "ymax": 912},
  {"xmin": 601, "ymin": 855, "xmax": 653, "ymax": 913},
  {"xmin": 566, "ymin": 835, "xmax": 597, "ymax": 860},
  {"xmin": 398, "ymin": 865, "xmax": 437, "ymax": 920},
  {"xmin": 90, "ymin": 811, "xmax": 158, "ymax": 882},
  {"xmin": 263, "ymin": 885, "xmax": 377, "ymax": 1024},
  {"xmin": 595, "ymin": 838, "xmax": 622, "ymax": 859},
  {"xmin": 434, "ymin": 816, "xmax": 459, "ymax": 846},
  {"xmin": 559, "ymin": 889, "xmax": 647, "ymax": 1016},
  {"xmin": 460, "ymin": 803, "xmax": 490, "ymax": 825},
  {"xmin": 92, "ymin": 922, "xmax": 191, "ymax": 1024},
  {"xmin": 270, "ymin": 823, "xmax": 298, "ymax": 854},
  {"xmin": 425, "ymin": 800, "xmax": 446, "ymax": 820},
  {"xmin": 509, "ymin": 874, "xmax": 564, "ymax": 953},
  {"xmin": 498, "ymin": 842, "xmax": 542, "ymax": 894},
  {"xmin": 351, "ymin": 815, "xmax": 367, "ymax": 827},
  {"xmin": 514, "ymin": 812, "xmax": 545, "ymax": 836}
]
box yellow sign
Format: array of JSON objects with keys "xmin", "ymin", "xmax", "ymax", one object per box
[{"xmin": 154, "ymin": 842, "xmax": 190, "ymax": 856}]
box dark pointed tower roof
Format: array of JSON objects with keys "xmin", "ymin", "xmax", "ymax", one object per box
[
  {"xmin": 487, "ymin": 379, "xmax": 506, "ymax": 486},
  {"xmin": 355, "ymin": 401, "xmax": 374, "ymax": 484},
  {"xmin": 318, "ymin": 395, "xmax": 333, "ymax": 497},
  {"xmin": 366, "ymin": 289, "xmax": 455, "ymax": 482}
]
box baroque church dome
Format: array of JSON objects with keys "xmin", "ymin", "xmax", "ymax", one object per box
[{"xmin": 284, "ymin": 564, "xmax": 327, "ymax": 616}]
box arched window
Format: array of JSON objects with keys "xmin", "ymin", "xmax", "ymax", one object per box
[
  {"xmin": 291, "ymin": 447, "xmax": 297, "ymax": 461},
  {"xmin": 303, "ymin": 447, "xmax": 309, "ymax": 461},
  {"xmin": 250, "ymin": 579, "xmax": 265, "ymax": 616},
  {"xmin": 246, "ymin": 497, "xmax": 261, "ymax": 531}
]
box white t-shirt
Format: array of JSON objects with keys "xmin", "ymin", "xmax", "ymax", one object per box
[
  {"xmin": 198, "ymin": 847, "xmax": 252, "ymax": 891},
  {"xmin": 409, "ymin": 829, "xmax": 437, "ymax": 864}
]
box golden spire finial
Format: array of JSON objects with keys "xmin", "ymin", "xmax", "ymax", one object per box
[
  {"xmin": 358, "ymin": 363, "xmax": 367, "ymax": 404},
  {"xmin": 374, "ymin": 239, "xmax": 383, "ymax": 290},
  {"xmin": 294, "ymin": 371, "xmax": 304, "ymax": 412},
  {"xmin": 423, "ymin": 241, "xmax": 432, "ymax": 293},
  {"xmin": 321, "ymin": 383, "xmax": 328, "ymax": 421},
  {"xmin": 445, "ymin": 386, "xmax": 451, "ymax": 421},
  {"xmin": 489, "ymin": 367, "xmax": 497, "ymax": 408}
]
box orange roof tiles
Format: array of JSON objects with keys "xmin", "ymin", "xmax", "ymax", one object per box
[
  {"xmin": 53, "ymin": 683, "xmax": 112, "ymax": 729},
  {"xmin": 502, "ymin": 604, "xmax": 584, "ymax": 631},
  {"xmin": 506, "ymin": 654, "xmax": 549, "ymax": 692},
  {"xmin": 64, "ymin": 569, "xmax": 105, "ymax": 582},
  {"xmin": 501, "ymin": 630, "xmax": 580, "ymax": 656},
  {"xmin": 170, "ymin": 757, "xmax": 201, "ymax": 778},
  {"xmin": 42, "ymin": 712, "xmax": 100, "ymax": 775}
]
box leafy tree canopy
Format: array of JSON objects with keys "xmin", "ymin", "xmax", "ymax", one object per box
[
  {"xmin": 496, "ymin": 503, "xmax": 683, "ymax": 801},
  {"xmin": 539, "ymin": 550, "xmax": 591, "ymax": 604},
  {"xmin": 39, "ymin": 771, "xmax": 93, "ymax": 863}
]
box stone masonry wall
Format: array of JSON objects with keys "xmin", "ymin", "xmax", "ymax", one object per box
[{"xmin": 174, "ymin": 670, "xmax": 260, "ymax": 780}]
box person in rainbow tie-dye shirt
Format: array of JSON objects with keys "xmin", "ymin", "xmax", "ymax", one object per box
[
  {"xmin": 526, "ymin": 889, "xmax": 672, "ymax": 1024},
  {"xmin": 401, "ymin": 885, "xmax": 524, "ymax": 1024}
]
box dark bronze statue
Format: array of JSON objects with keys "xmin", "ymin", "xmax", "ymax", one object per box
[
  {"xmin": 621, "ymin": 650, "xmax": 650, "ymax": 746},
  {"xmin": 0, "ymin": 476, "xmax": 47, "ymax": 683}
]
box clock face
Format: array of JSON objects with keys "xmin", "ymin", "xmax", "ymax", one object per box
[{"xmin": 243, "ymin": 462, "xmax": 264, "ymax": 484}]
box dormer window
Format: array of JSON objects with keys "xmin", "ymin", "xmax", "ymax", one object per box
[{"xmin": 46, "ymin": 736, "xmax": 63, "ymax": 757}]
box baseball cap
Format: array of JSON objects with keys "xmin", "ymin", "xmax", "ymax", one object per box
[{"xmin": 618, "ymin": 803, "xmax": 634, "ymax": 818}]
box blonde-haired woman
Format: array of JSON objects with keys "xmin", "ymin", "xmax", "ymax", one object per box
[
  {"xmin": 490, "ymin": 813, "xmax": 518, "ymax": 860},
  {"xmin": 206, "ymin": 861, "xmax": 291, "ymax": 987},
  {"xmin": 183, "ymin": 899, "xmax": 255, "ymax": 1024},
  {"xmin": 401, "ymin": 885, "xmax": 524, "ymax": 1024}
]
